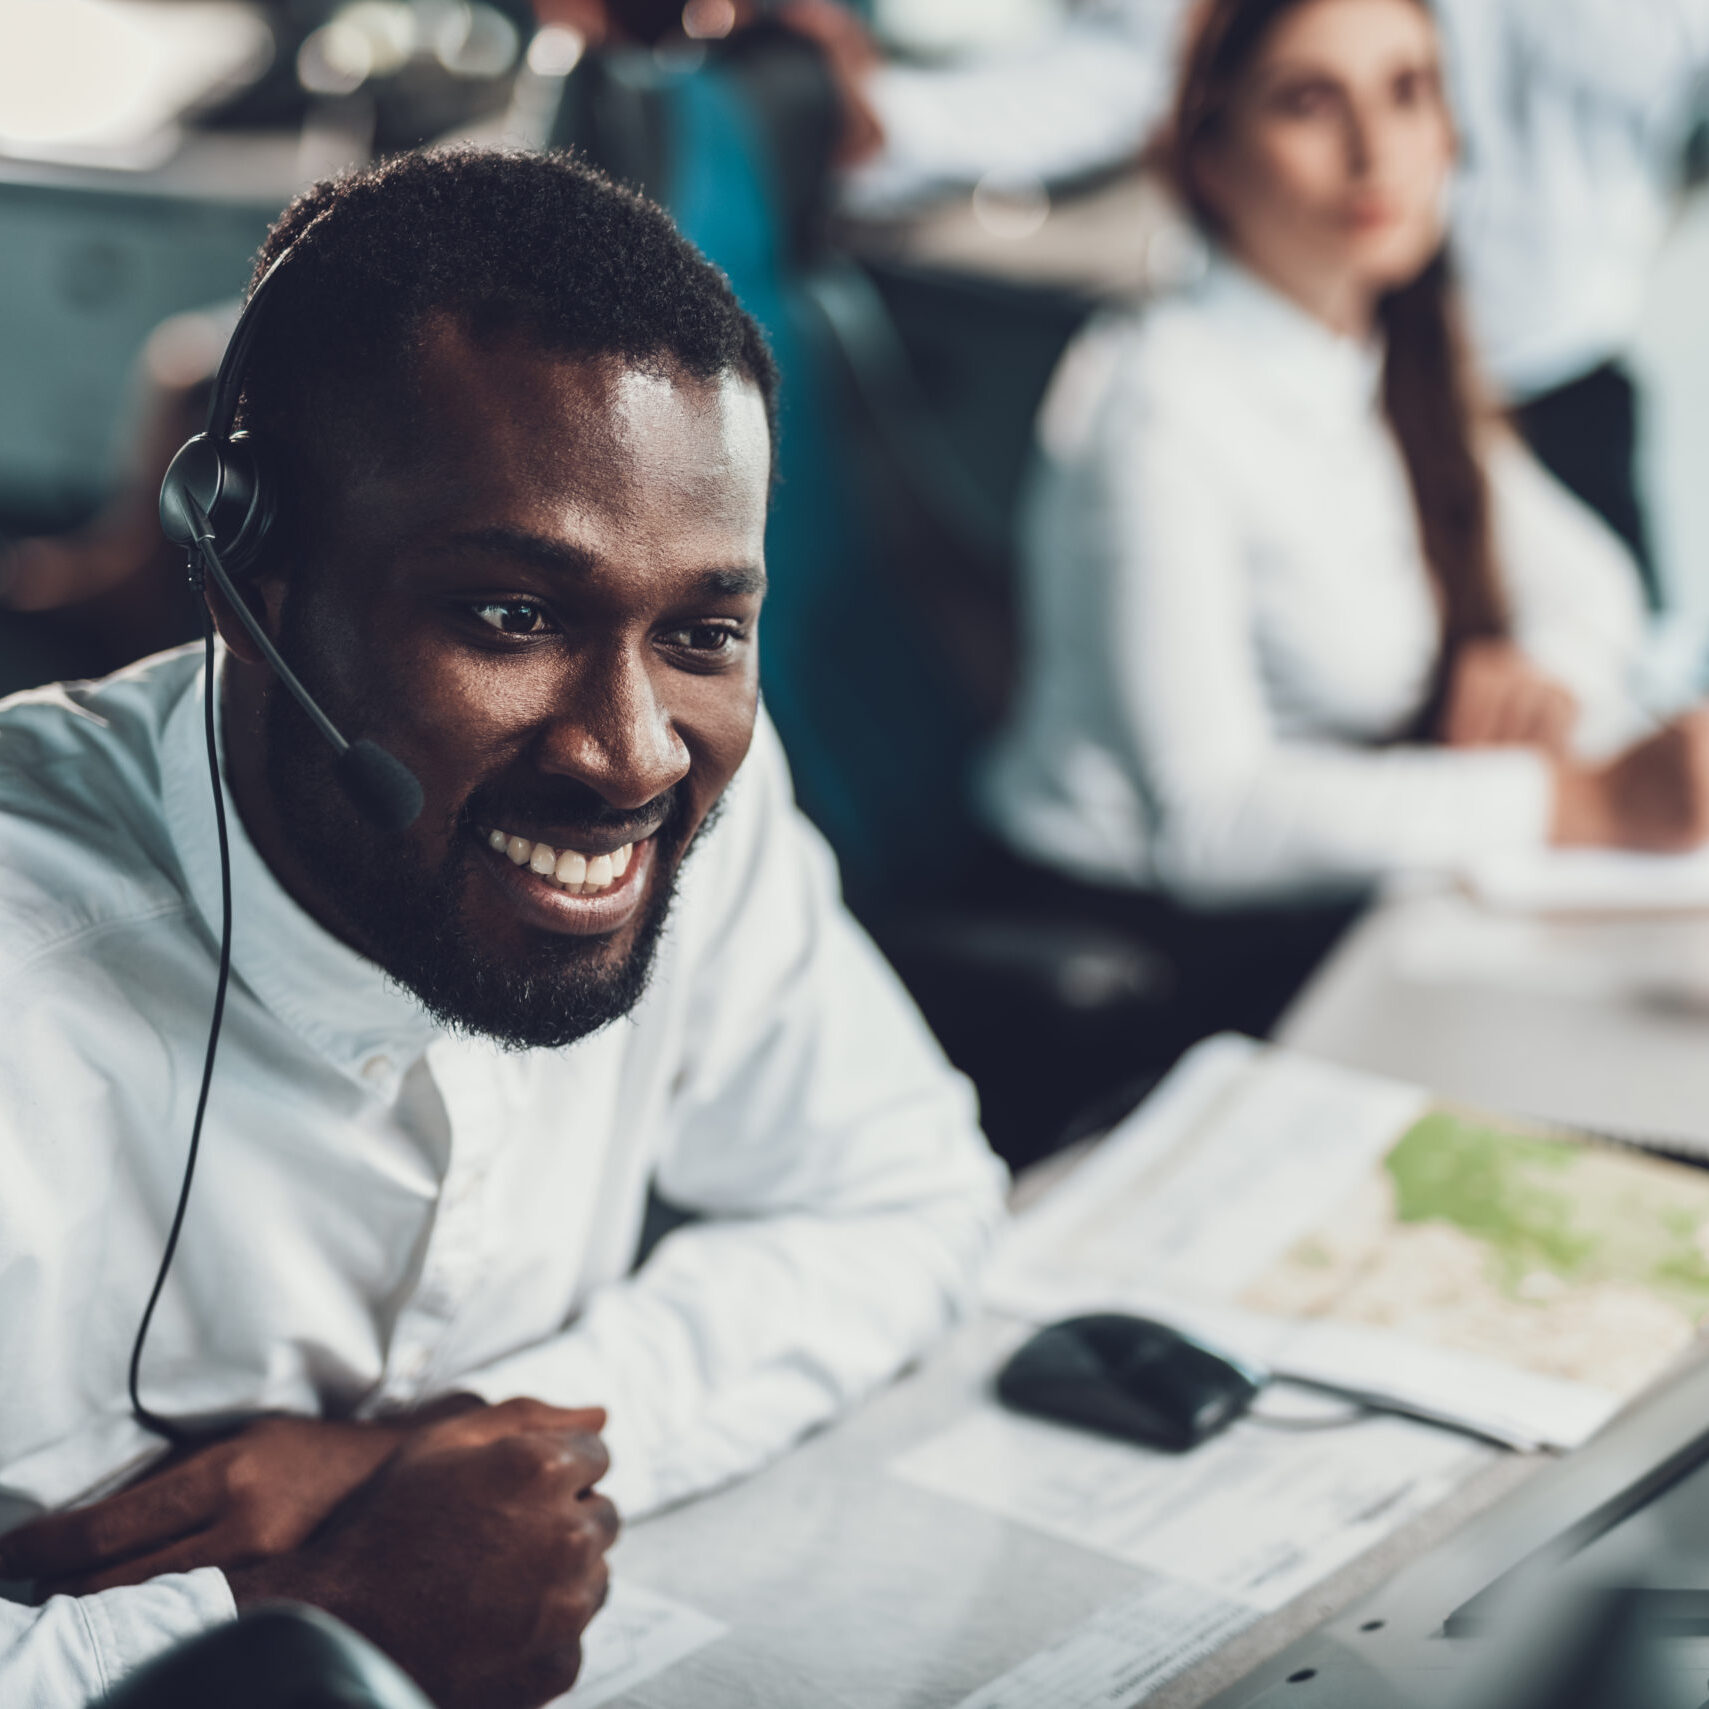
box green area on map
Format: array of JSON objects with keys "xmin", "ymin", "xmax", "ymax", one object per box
[{"xmin": 1383, "ymin": 1110, "xmax": 1709, "ymax": 1316}]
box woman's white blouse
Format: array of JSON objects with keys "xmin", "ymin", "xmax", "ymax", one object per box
[{"xmin": 979, "ymin": 258, "xmax": 1649, "ymax": 906}]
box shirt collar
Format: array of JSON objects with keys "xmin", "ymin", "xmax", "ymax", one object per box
[
  {"xmin": 160, "ymin": 647, "xmax": 443, "ymax": 1082},
  {"xmin": 1197, "ymin": 249, "xmax": 1387, "ymax": 424}
]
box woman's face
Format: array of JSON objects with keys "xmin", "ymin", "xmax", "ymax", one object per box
[{"xmin": 1196, "ymin": 0, "xmax": 1454, "ymax": 327}]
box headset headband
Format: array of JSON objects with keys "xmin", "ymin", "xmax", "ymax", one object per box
[{"xmin": 206, "ymin": 222, "xmax": 320, "ymax": 439}]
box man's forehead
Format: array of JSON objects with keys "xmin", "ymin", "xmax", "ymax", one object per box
[
  {"xmin": 345, "ymin": 320, "xmax": 772, "ymax": 549},
  {"xmin": 411, "ymin": 317, "xmax": 769, "ymax": 467}
]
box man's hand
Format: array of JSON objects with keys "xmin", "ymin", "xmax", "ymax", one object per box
[
  {"xmin": 1441, "ymin": 638, "xmax": 1579, "ymax": 754},
  {"xmin": 227, "ymin": 1399, "xmax": 620, "ymax": 1709},
  {"xmin": 0, "ymin": 1398, "xmax": 603, "ymax": 1596}
]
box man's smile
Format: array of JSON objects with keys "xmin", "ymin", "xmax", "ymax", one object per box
[{"xmin": 474, "ymin": 822, "xmax": 659, "ymax": 937}]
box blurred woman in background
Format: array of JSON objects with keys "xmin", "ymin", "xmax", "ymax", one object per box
[{"xmin": 979, "ymin": 0, "xmax": 1709, "ymax": 1037}]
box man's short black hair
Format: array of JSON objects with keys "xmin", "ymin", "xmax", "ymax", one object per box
[{"xmin": 238, "ymin": 146, "xmax": 779, "ymax": 548}]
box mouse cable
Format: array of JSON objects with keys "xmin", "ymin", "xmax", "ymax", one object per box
[
  {"xmin": 127, "ymin": 589, "xmax": 233, "ymax": 1445},
  {"xmin": 1258, "ymin": 1374, "xmax": 1536, "ymax": 1452},
  {"xmin": 1246, "ymin": 1401, "xmax": 1372, "ymax": 1433}
]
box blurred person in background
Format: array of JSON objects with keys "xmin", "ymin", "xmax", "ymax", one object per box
[
  {"xmin": 538, "ymin": 0, "xmax": 881, "ymax": 156},
  {"xmin": 840, "ymin": 0, "xmax": 1708, "ymax": 612},
  {"xmin": 977, "ymin": 0, "xmax": 1709, "ymax": 1043},
  {"xmin": 1442, "ymin": 0, "xmax": 1709, "ymax": 609}
]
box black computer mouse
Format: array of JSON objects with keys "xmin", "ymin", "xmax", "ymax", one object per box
[{"xmin": 995, "ymin": 1314, "xmax": 1267, "ymax": 1451}]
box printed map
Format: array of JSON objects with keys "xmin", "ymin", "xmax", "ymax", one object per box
[{"xmin": 1241, "ymin": 1109, "xmax": 1709, "ymax": 1396}]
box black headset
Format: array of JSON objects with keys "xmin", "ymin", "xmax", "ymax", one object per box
[
  {"xmin": 159, "ymin": 237, "xmax": 425, "ymax": 835},
  {"xmin": 131, "ymin": 236, "xmax": 424, "ymax": 1441}
]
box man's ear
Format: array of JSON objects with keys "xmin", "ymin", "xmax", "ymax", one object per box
[{"xmin": 202, "ymin": 567, "xmax": 286, "ymax": 670}]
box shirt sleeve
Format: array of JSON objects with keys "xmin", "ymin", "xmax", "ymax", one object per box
[
  {"xmin": 1505, "ymin": 0, "xmax": 1709, "ymax": 111},
  {"xmin": 0, "ymin": 1571, "xmax": 235, "ymax": 1708},
  {"xmin": 455, "ymin": 720, "xmax": 1009, "ymax": 1518},
  {"xmin": 1086, "ymin": 372, "xmax": 1554, "ymax": 905},
  {"xmin": 1490, "ymin": 433, "xmax": 1652, "ymax": 760}
]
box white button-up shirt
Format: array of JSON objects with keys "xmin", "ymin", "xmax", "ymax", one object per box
[
  {"xmin": 980, "ymin": 258, "xmax": 1649, "ymax": 904},
  {"xmin": 0, "ymin": 645, "xmax": 1006, "ymax": 1706}
]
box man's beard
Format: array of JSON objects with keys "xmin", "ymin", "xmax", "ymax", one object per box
[{"xmin": 262, "ymin": 648, "xmax": 690, "ymax": 1052}]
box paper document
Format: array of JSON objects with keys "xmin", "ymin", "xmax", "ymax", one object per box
[
  {"xmin": 949, "ymin": 1577, "xmax": 1258, "ymax": 1709},
  {"xmin": 554, "ymin": 1579, "xmax": 727, "ymax": 1707},
  {"xmin": 895, "ymin": 1404, "xmax": 1487, "ymax": 1615},
  {"xmin": 990, "ymin": 1035, "xmax": 1709, "ymax": 1448},
  {"xmin": 1463, "ymin": 846, "xmax": 1709, "ymax": 913}
]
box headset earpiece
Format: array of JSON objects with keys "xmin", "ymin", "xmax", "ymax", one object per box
[
  {"xmin": 159, "ymin": 429, "xmax": 278, "ymax": 582},
  {"xmin": 159, "ymin": 233, "xmax": 299, "ymax": 583}
]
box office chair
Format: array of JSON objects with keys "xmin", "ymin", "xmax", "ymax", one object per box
[{"xmin": 96, "ymin": 1604, "xmax": 433, "ymax": 1709}]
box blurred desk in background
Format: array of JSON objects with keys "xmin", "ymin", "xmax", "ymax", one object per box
[{"xmin": 1278, "ymin": 882, "xmax": 1709, "ymax": 1152}]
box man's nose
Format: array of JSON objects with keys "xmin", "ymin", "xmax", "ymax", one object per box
[{"xmin": 537, "ymin": 648, "xmax": 690, "ymax": 812}]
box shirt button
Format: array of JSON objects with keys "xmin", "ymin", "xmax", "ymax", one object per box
[{"xmin": 361, "ymin": 1054, "xmax": 394, "ymax": 1085}]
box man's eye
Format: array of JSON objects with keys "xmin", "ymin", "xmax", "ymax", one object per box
[
  {"xmin": 472, "ymin": 602, "xmax": 553, "ymax": 636},
  {"xmin": 666, "ymin": 624, "xmax": 740, "ymax": 653}
]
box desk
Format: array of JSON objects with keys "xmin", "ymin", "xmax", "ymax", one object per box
[
  {"xmin": 602, "ymin": 887, "xmax": 1709, "ymax": 1706},
  {"xmin": 1279, "ymin": 885, "xmax": 1709, "ymax": 1151},
  {"xmin": 603, "ymin": 1317, "xmax": 1535, "ymax": 1709}
]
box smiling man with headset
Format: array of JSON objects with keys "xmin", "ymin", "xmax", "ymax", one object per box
[{"xmin": 0, "ymin": 147, "xmax": 1005, "ymax": 1709}]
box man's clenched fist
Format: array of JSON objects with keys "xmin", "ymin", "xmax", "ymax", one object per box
[{"xmin": 228, "ymin": 1399, "xmax": 620, "ymax": 1709}]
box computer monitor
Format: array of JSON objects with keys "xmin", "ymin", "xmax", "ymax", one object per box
[
  {"xmin": 0, "ymin": 175, "xmax": 272, "ymax": 530},
  {"xmin": 1202, "ymin": 1355, "xmax": 1709, "ymax": 1708}
]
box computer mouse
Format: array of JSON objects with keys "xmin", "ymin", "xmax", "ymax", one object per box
[{"xmin": 995, "ymin": 1313, "xmax": 1267, "ymax": 1451}]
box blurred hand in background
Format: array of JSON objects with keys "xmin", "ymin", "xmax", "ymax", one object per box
[{"xmin": 1440, "ymin": 638, "xmax": 1580, "ymax": 755}]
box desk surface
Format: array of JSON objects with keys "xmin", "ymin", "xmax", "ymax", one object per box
[
  {"xmin": 610, "ymin": 885, "xmax": 1709, "ymax": 1707},
  {"xmin": 1278, "ymin": 886, "xmax": 1709, "ymax": 1151},
  {"xmin": 608, "ymin": 1315, "xmax": 1538, "ymax": 1709}
]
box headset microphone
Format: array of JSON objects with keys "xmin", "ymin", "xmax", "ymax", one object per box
[
  {"xmin": 157, "ymin": 227, "xmax": 424, "ymax": 834},
  {"xmin": 177, "ymin": 492, "xmax": 425, "ymax": 834}
]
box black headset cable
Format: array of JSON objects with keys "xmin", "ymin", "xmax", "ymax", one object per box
[{"xmin": 127, "ymin": 556, "xmax": 234, "ymax": 1445}]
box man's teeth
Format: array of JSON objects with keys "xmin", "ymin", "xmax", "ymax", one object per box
[{"xmin": 483, "ymin": 828, "xmax": 634, "ymax": 895}]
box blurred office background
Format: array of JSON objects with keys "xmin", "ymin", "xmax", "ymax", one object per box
[{"xmin": 2, "ymin": 0, "xmax": 1706, "ymax": 1167}]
